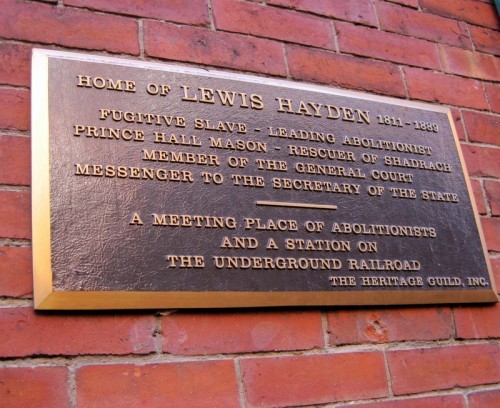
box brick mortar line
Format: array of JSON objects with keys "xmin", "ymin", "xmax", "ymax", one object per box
[
  {"xmin": 0, "ymin": 185, "xmax": 30, "ymax": 192},
  {"xmin": 320, "ymin": 310, "xmax": 330, "ymax": 348},
  {"xmin": 458, "ymin": 106, "xmax": 500, "ymax": 118},
  {"xmin": 0, "ymin": 298, "xmax": 33, "ymax": 308},
  {"xmin": 0, "ymin": 238, "xmax": 31, "ymax": 247},
  {"xmin": 0, "ymin": 84, "xmax": 30, "ymax": 91},
  {"xmin": 234, "ymin": 359, "xmax": 248, "ymax": 408},
  {"xmin": 207, "ymin": 0, "xmax": 216, "ymax": 31},
  {"xmin": 480, "ymin": 178, "xmax": 493, "ymax": 216},
  {"xmin": 137, "ymin": 19, "xmax": 145, "ymax": 60},
  {"xmin": 399, "ymin": 65, "xmax": 410, "ymax": 98},
  {"xmin": 281, "ymin": 43, "xmax": 291, "ymax": 79},
  {"xmin": 68, "ymin": 364, "xmax": 77, "ymax": 408},
  {"xmin": 460, "ymin": 141, "xmax": 500, "ymax": 149},
  {"xmin": 0, "ymin": 131, "xmax": 31, "ymax": 137},
  {"xmin": 383, "ymin": 350, "xmax": 394, "ymax": 396},
  {"xmin": 0, "ymin": 338, "xmax": 498, "ymax": 368},
  {"xmin": 331, "ymin": 21, "xmax": 340, "ymax": 54}
]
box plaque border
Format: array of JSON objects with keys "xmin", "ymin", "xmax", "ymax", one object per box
[{"xmin": 31, "ymin": 49, "xmax": 498, "ymax": 309}]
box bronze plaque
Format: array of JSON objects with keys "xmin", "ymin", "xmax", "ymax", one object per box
[{"xmin": 32, "ymin": 49, "xmax": 497, "ymax": 309}]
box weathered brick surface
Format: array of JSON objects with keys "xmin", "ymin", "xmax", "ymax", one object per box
[
  {"xmin": 0, "ymin": 246, "xmax": 32, "ymax": 298},
  {"xmin": 337, "ymin": 394, "xmax": 466, "ymax": 408},
  {"xmin": 404, "ymin": 67, "xmax": 488, "ymax": 109},
  {"xmin": 212, "ymin": 0, "xmax": 334, "ymax": 49},
  {"xmin": 64, "ymin": 0, "xmax": 210, "ymax": 26},
  {"xmin": 286, "ymin": 45, "xmax": 406, "ymax": 96},
  {"xmin": 0, "ymin": 308, "xmax": 156, "ymax": 357},
  {"xmin": 377, "ymin": 2, "xmax": 472, "ymax": 49},
  {"xmin": 0, "ymin": 88, "xmax": 30, "ymax": 130},
  {"xmin": 470, "ymin": 179, "xmax": 488, "ymax": 215},
  {"xmin": 0, "ymin": 136, "xmax": 30, "ymax": 186},
  {"xmin": 0, "ymin": 0, "xmax": 139, "ymax": 54},
  {"xmin": 420, "ymin": 0, "xmax": 500, "ymax": 30},
  {"xmin": 144, "ymin": 21, "xmax": 287, "ymax": 76},
  {"xmin": 268, "ymin": 0, "xmax": 377, "ymax": 27},
  {"xmin": 336, "ymin": 22, "xmax": 441, "ymax": 69},
  {"xmin": 240, "ymin": 352, "xmax": 388, "ymax": 407},
  {"xmin": 439, "ymin": 45, "xmax": 499, "ymax": 81},
  {"xmin": 462, "ymin": 144, "xmax": 500, "ymax": 178},
  {"xmin": 163, "ymin": 310, "xmax": 323, "ymax": 355},
  {"xmin": 462, "ymin": 110, "xmax": 500, "ymax": 144},
  {"xmin": 388, "ymin": 344, "xmax": 500, "ymax": 395},
  {"xmin": 469, "ymin": 25, "xmax": 500, "ymax": 55},
  {"xmin": 328, "ymin": 307, "xmax": 452, "ymax": 345},
  {"xmin": 0, "ymin": 43, "xmax": 31, "ymax": 87},
  {"xmin": 485, "ymin": 180, "xmax": 500, "ymax": 215},
  {"xmin": 0, "ymin": 190, "xmax": 31, "ymax": 239},
  {"xmin": 454, "ymin": 303, "xmax": 500, "ymax": 339},
  {"xmin": 468, "ymin": 389, "xmax": 500, "ymax": 408},
  {"xmin": 481, "ymin": 217, "xmax": 500, "ymax": 252},
  {"xmin": 0, "ymin": 367, "xmax": 69, "ymax": 408},
  {"xmin": 76, "ymin": 361, "xmax": 240, "ymax": 408}
]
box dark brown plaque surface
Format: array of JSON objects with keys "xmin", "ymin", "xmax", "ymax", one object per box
[{"xmin": 32, "ymin": 49, "xmax": 498, "ymax": 309}]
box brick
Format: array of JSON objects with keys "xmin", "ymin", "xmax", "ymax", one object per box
[
  {"xmin": 377, "ymin": 2, "xmax": 472, "ymax": 49},
  {"xmin": 469, "ymin": 25, "xmax": 500, "ymax": 55},
  {"xmin": 481, "ymin": 217, "xmax": 500, "ymax": 252},
  {"xmin": 0, "ymin": 367, "xmax": 69, "ymax": 408},
  {"xmin": 268, "ymin": 0, "xmax": 377, "ymax": 27},
  {"xmin": 77, "ymin": 361, "xmax": 239, "ymax": 408},
  {"xmin": 0, "ymin": 43, "xmax": 31, "ymax": 87},
  {"xmin": 0, "ymin": 0, "xmax": 139, "ymax": 55},
  {"xmin": 463, "ymin": 110, "xmax": 500, "ymax": 144},
  {"xmin": 240, "ymin": 352, "xmax": 388, "ymax": 407},
  {"xmin": 454, "ymin": 303, "xmax": 500, "ymax": 338},
  {"xmin": 212, "ymin": 0, "xmax": 334, "ymax": 49},
  {"xmin": 485, "ymin": 83, "xmax": 500, "ymax": 114},
  {"xmin": 287, "ymin": 45, "xmax": 406, "ymax": 97},
  {"xmin": 328, "ymin": 307, "xmax": 452, "ymax": 345},
  {"xmin": 0, "ymin": 308, "xmax": 155, "ymax": 357},
  {"xmin": 470, "ymin": 179, "xmax": 488, "ymax": 215},
  {"xmin": 0, "ymin": 246, "xmax": 32, "ymax": 298},
  {"xmin": 388, "ymin": 344, "xmax": 500, "ymax": 395},
  {"xmin": 485, "ymin": 180, "xmax": 500, "ymax": 215},
  {"xmin": 439, "ymin": 45, "xmax": 500, "ymax": 81},
  {"xmin": 0, "ymin": 190, "xmax": 31, "ymax": 239},
  {"xmin": 469, "ymin": 389, "xmax": 500, "ymax": 408},
  {"xmin": 0, "ymin": 136, "xmax": 30, "ymax": 185},
  {"xmin": 404, "ymin": 67, "xmax": 489, "ymax": 110},
  {"xmin": 450, "ymin": 109, "xmax": 467, "ymax": 141},
  {"xmin": 0, "ymin": 88, "xmax": 30, "ymax": 130},
  {"xmin": 163, "ymin": 310, "xmax": 323, "ymax": 355},
  {"xmin": 462, "ymin": 144, "xmax": 500, "ymax": 177},
  {"xmin": 144, "ymin": 21, "xmax": 287, "ymax": 77},
  {"xmin": 337, "ymin": 394, "xmax": 466, "ymax": 408},
  {"xmin": 336, "ymin": 22, "xmax": 440, "ymax": 69},
  {"xmin": 420, "ymin": 0, "xmax": 500, "ymax": 30},
  {"xmin": 64, "ymin": 0, "xmax": 209, "ymax": 26}
]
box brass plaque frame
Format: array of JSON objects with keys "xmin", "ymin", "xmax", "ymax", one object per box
[{"xmin": 32, "ymin": 49, "xmax": 498, "ymax": 309}]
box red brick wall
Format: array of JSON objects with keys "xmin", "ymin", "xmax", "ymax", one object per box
[{"xmin": 1, "ymin": 0, "xmax": 499, "ymax": 406}]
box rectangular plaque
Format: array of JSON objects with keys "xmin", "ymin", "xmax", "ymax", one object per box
[{"xmin": 32, "ymin": 49, "xmax": 498, "ymax": 309}]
